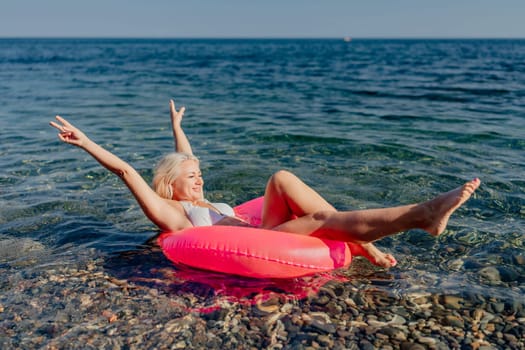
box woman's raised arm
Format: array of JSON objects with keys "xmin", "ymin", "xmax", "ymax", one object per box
[
  {"xmin": 169, "ymin": 99, "xmax": 193, "ymax": 155},
  {"xmin": 50, "ymin": 116, "xmax": 192, "ymax": 232}
]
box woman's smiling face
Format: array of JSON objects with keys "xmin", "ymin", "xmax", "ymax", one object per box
[{"xmin": 171, "ymin": 159, "xmax": 203, "ymax": 201}]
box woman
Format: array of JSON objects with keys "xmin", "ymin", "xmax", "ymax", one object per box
[{"xmin": 50, "ymin": 100, "xmax": 480, "ymax": 268}]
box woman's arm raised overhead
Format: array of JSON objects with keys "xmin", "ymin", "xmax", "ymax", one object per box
[
  {"xmin": 169, "ymin": 99, "xmax": 193, "ymax": 155},
  {"xmin": 50, "ymin": 116, "xmax": 192, "ymax": 232}
]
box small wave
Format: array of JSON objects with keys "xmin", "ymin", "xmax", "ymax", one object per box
[
  {"xmin": 433, "ymin": 86, "xmax": 513, "ymax": 96},
  {"xmin": 347, "ymin": 89, "xmax": 472, "ymax": 103}
]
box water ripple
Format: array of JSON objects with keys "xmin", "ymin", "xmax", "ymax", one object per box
[{"xmin": 0, "ymin": 38, "xmax": 523, "ymax": 306}]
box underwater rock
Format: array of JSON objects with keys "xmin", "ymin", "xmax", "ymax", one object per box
[{"xmin": 0, "ymin": 237, "xmax": 45, "ymax": 262}]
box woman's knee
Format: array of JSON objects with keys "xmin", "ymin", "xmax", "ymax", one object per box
[
  {"xmin": 312, "ymin": 210, "xmax": 334, "ymax": 222},
  {"xmin": 269, "ymin": 170, "xmax": 296, "ymax": 188}
]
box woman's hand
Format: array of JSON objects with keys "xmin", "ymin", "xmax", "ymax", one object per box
[
  {"xmin": 49, "ymin": 116, "xmax": 89, "ymax": 148},
  {"xmin": 170, "ymin": 99, "xmax": 186, "ymax": 128},
  {"xmin": 169, "ymin": 99, "xmax": 193, "ymax": 154}
]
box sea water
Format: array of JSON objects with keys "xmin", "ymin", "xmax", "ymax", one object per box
[{"xmin": 0, "ymin": 38, "xmax": 524, "ymax": 345}]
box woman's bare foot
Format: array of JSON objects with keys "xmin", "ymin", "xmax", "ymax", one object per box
[
  {"xmin": 423, "ymin": 178, "xmax": 480, "ymax": 236},
  {"xmin": 347, "ymin": 242, "xmax": 397, "ymax": 268}
]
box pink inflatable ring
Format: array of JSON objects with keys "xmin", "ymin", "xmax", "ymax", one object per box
[{"xmin": 158, "ymin": 197, "xmax": 352, "ymax": 279}]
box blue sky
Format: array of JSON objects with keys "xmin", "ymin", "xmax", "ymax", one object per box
[{"xmin": 1, "ymin": 0, "xmax": 524, "ymax": 38}]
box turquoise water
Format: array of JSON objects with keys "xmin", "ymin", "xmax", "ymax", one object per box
[{"xmin": 1, "ymin": 38, "xmax": 524, "ymax": 333}]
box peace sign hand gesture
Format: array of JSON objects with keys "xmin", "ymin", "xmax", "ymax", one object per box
[
  {"xmin": 170, "ymin": 99, "xmax": 186, "ymax": 128},
  {"xmin": 49, "ymin": 116, "xmax": 89, "ymax": 148}
]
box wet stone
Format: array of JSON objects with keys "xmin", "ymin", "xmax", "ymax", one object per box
[
  {"xmin": 282, "ymin": 315, "xmax": 301, "ymax": 334},
  {"xmin": 496, "ymin": 266, "xmax": 519, "ymax": 282},
  {"xmin": 503, "ymin": 333, "xmax": 518, "ymax": 343},
  {"xmin": 513, "ymin": 254, "xmax": 525, "ymax": 265},
  {"xmin": 316, "ymin": 334, "xmax": 334, "ymax": 348},
  {"xmin": 309, "ymin": 319, "xmax": 336, "ymax": 334},
  {"xmin": 479, "ymin": 267, "xmax": 501, "ymax": 283},
  {"xmin": 490, "ymin": 301, "xmax": 505, "ymax": 313},
  {"xmin": 389, "ymin": 314, "xmax": 407, "ymax": 325},
  {"xmin": 202, "ymin": 308, "xmax": 228, "ymax": 321},
  {"xmin": 0, "ymin": 238, "xmax": 45, "ymax": 261},
  {"xmin": 36, "ymin": 322, "xmax": 59, "ymax": 338},
  {"xmin": 391, "ymin": 306, "xmax": 410, "ymax": 319},
  {"xmin": 443, "ymin": 295, "xmax": 464, "ymax": 310},
  {"xmin": 256, "ymin": 297, "xmax": 281, "ymax": 314},
  {"xmin": 401, "ymin": 343, "xmax": 426, "ymax": 350},
  {"xmin": 417, "ymin": 336, "xmax": 438, "ymax": 346},
  {"xmin": 359, "ymin": 339, "xmax": 376, "ymax": 350},
  {"xmin": 318, "ymin": 284, "xmax": 338, "ymax": 298},
  {"xmin": 463, "ymin": 259, "xmax": 483, "ymax": 270},
  {"xmin": 352, "ymin": 294, "xmax": 367, "ymax": 307},
  {"xmin": 378, "ymin": 326, "xmax": 407, "ymax": 341},
  {"xmin": 313, "ymin": 294, "xmax": 331, "ymax": 306}
]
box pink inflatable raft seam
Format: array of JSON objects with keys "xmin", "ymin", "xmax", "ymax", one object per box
[{"xmin": 170, "ymin": 241, "xmax": 338, "ymax": 270}]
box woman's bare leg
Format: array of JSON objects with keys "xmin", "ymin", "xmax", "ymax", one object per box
[
  {"xmin": 269, "ymin": 177, "xmax": 480, "ymax": 244},
  {"xmin": 261, "ymin": 170, "xmax": 397, "ymax": 267}
]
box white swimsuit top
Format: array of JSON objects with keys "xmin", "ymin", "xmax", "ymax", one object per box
[{"xmin": 180, "ymin": 200, "xmax": 235, "ymax": 227}]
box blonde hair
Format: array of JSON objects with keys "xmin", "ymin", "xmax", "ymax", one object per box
[{"xmin": 152, "ymin": 152, "xmax": 199, "ymax": 200}]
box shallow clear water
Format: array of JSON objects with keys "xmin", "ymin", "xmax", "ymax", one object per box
[{"xmin": 1, "ymin": 38, "xmax": 524, "ymax": 319}]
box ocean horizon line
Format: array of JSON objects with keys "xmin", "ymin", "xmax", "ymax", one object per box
[{"xmin": 1, "ymin": 36, "xmax": 524, "ymax": 41}]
